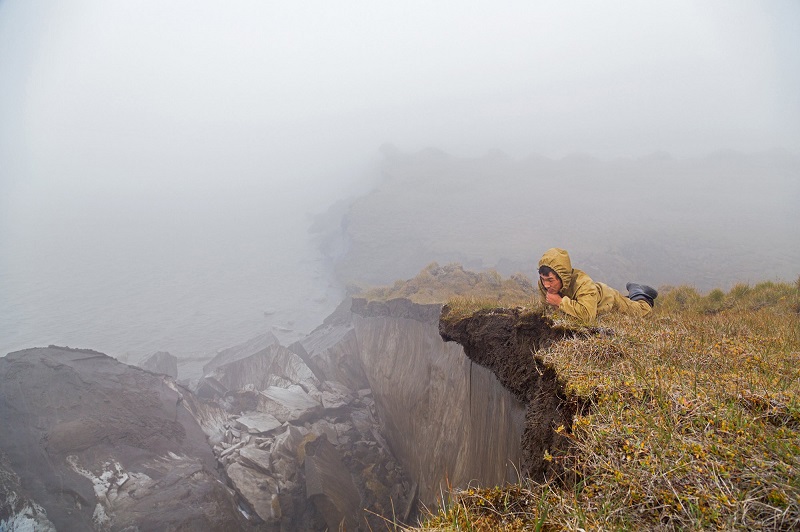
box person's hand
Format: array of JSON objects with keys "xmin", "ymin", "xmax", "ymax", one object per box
[{"xmin": 545, "ymin": 292, "xmax": 562, "ymax": 307}]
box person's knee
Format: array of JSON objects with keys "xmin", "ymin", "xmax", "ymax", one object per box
[
  {"xmin": 634, "ymin": 300, "xmax": 652, "ymax": 317},
  {"xmin": 615, "ymin": 297, "xmax": 652, "ymax": 317}
]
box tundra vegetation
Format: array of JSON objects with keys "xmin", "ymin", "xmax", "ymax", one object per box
[
  {"xmin": 363, "ymin": 262, "xmax": 538, "ymax": 308},
  {"xmin": 392, "ymin": 267, "xmax": 799, "ymax": 531}
]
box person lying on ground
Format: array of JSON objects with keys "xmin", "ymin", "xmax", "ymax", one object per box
[{"xmin": 538, "ymin": 247, "xmax": 658, "ymax": 324}]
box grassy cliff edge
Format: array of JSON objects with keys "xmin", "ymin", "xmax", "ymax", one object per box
[
  {"xmin": 368, "ymin": 265, "xmax": 799, "ymax": 530},
  {"xmin": 421, "ymin": 279, "xmax": 800, "ymax": 531}
]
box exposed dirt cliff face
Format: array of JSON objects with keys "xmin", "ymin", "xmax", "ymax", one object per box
[{"xmin": 439, "ymin": 307, "xmax": 577, "ymax": 481}]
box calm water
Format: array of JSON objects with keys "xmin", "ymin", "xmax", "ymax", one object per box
[{"xmin": 0, "ymin": 196, "xmax": 343, "ymax": 361}]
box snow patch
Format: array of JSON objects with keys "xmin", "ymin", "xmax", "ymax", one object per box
[
  {"xmin": 65, "ymin": 455, "xmax": 147, "ymax": 528},
  {"xmin": 0, "ymin": 497, "xmax": 56, "ymax": 532}
]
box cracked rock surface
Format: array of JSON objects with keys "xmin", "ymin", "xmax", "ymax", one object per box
[
  {"xmin": 0, "ymin": 346, "xmax": 252, "ymax": 531},
  {"xmin": 197, "ymin": 340, "xmax": 415, "ymax": 530}
]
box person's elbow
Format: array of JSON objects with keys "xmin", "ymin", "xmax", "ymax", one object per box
[
  {"xmin": 576, "ymin": 306, "xmax": 597, "ymax": 324},
  {"xmin": 561, "ymin": 298, "xmax": 597, "ymax": 324},
  {"xmin": 570, "ymin": 299, "xmax": 597, "ymax": 324}
]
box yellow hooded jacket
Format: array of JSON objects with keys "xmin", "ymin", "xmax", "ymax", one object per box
[{"xmin": 537, "ymin": 248, "xmax": 616, "ymax": 324}]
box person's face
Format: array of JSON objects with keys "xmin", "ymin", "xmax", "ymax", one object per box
[{"xmin": 540, "ymin": 272, "xmax": 562, "ymax": 294}]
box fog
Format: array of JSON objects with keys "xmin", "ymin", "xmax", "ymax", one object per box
[{"xmin": 1, "ymin": 1, "xmax": 798, "ymax": 359}]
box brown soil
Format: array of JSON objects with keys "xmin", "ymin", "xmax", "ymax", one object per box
[{"xmin": 439, "ymin": 306, "xmax": 578, "ymax": 481}]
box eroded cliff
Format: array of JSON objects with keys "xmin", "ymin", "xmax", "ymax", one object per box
[
  {"xmin": 438, "ymin": 306, "xmax": 577, "ymax": 481},
  {"xmin": 1, "ymin": 295, "xmax": 579, "ymax": 530},
  {"xmin": 350, "ymin": 298, "xmax": 575, "ymax": 505}
]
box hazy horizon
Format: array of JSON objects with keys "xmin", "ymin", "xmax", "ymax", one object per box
[{"xmin": 1, "ymin": 1, "xmax": 798, "ymax": 358}]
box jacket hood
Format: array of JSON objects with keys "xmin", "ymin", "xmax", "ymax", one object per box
[{"xmin": 538, "ymin": 248, "xmax": 574, "ymax": 291}]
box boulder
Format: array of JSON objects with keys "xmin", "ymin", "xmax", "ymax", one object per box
[
  {"xmin": 319, "ymin": 390, "xmax": 350, "ymax": 410},
  {"xmin": 306, "ymin": 419, "xmax": 352, "ymax": 446},
  {"xmin": 316, "ymin": 380, "xmax": 354, "ymax": 410},
  {"xmin": 257, "ymin": 385, "xmax": 322, "ymax": 424},
  {"xmin": 194, "ymin": 375, "xmax": 228, "ymax": 399},
  {"xmin": 140, "ymin": 350, "xmax": 178, "ymax": 378},
  {"xmin": 239, "ymin": 446, "xmax": 273, "ymax": 475},
  {"xmin": 226, "ymin": 462, "xmax": 280, "ymax": 524},
  {"xmin": 203, "ymin": 331, "xmax": 281, "ymax": 375},
  {"xmin": 235, "ymin": 412, "xmax": 283, "ymax": 435},
  {"xmin": 201, "ymin": 345, "xmax": 320, "ymax": 396},
  {"xmin": 273, "ymin": 424, "xmax": 308, "ymax": 459},
  {"xmin": 297, "ymin": 306, "xmax": 369, "ymax": 391},
  {"xmin": 304, "ymin": 436, "xmax": 362, "ymax": 531},
  {"xmin": 350, "ymin": 409, "xmax": 377, "ymax": 435}
]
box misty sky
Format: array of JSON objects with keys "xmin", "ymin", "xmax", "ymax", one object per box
[
  {"xmin": 3, "ymin": 0, "xmax": 799, "ymax": 246},
  {"xmin": 1, "ymin": 1, "xmax": 799, "ymax": 356},
  {"xmin": 2, "ymin": 2, "xmax": 798, "ymax": 200}
]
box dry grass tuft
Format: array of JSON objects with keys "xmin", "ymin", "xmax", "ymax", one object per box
[
  {"xmin": 363, "ymin": 262, "xmax": 538, "ymax": 308},
  {"xmin": 411, "ymin": 280, "xmax": 800, "ymax": 531}
]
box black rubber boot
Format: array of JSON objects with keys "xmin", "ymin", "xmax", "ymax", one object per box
[{"xmin": 626, "ymin": 283, "xmax": 658, "ymax": 307}]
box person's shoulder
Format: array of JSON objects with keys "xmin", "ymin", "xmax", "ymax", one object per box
[
  {"xmin": 572, "ymin": 268, "xmax": 594, "ymax": 283},
  {"xmin": 571, "ymin": 269, "xmax": 599, "ymax": 292}
]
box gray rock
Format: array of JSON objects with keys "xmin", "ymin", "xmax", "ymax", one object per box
[
  {"xmin": 0, "ymin": 347, "xmax": 253, "ymax": 531},
  {"xmin": 239, "ymin": 446, "xmax": 273, "ymax": 475},
  {"xmin": 203, "ymin": 331, "xmax": 281, "ymax": 375},
  {"xmin": 322, "ymin": 380, "xmax": 353, "ymax": 396},
  {"xmin": 272, "ymin": 424, "xmax": 308, "ymax": 459},
  {"xmin": 140, "ymin": 351, "xmax": 178, "ymax": 379},
  {"xmin": 0, "ymin": 455, "xmax": 57, "ymax": 531},
  {"xmin": 352, "ymin": 303, "xmax": 527, "ymax": 507},
  {"xmin": 194, "ymin": 375, "xmax": 228, "ymax": 399},
  {"xmin": 168, "ymin": 380, "xmax": 230, "ymax": 445},
  {"xmin": 306, "ymin": 419, "xmax": 343, "ymax": 445},
  {"xmin": 226, "ymin": 462, "xmax": 280, "ymax": 524},
  {"xmin": 304, "ymin": 436, "xmax": 362, "ymax": 531},
  {"xmin": 350, "ymin": 409, "xmax": 376, "ymax": 435},
  {"xmin": 201, "ymin": 345, "xmax": 321, "ymax": 396},
  {"xmin": 299, "ymin": 322, "xmax": 369, "ymax": 391},
  {"xmin": 219, "ymin": 441, "xmax": 245, "ymax": 458},
  {"xmin": 270, "ymin": 454, "xmax": 297, "ymax": 485},
  {"xmin": 257, "ymin": 385, "xmax": 322, "ymax": 424},
  {"xmin": 315, "ymin": 381, "xmax": 355, "ymax": 409},
  {"xmin": 265, "ymin": 374, "xmax": 296, "ymax": 389},
  {"xmin": 235, "ymin": 412, "xmax": 283, "ymax": 435},
  {"xmin": 318, "ymin": 390, "xmax": 351, "ymax": 410}
]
